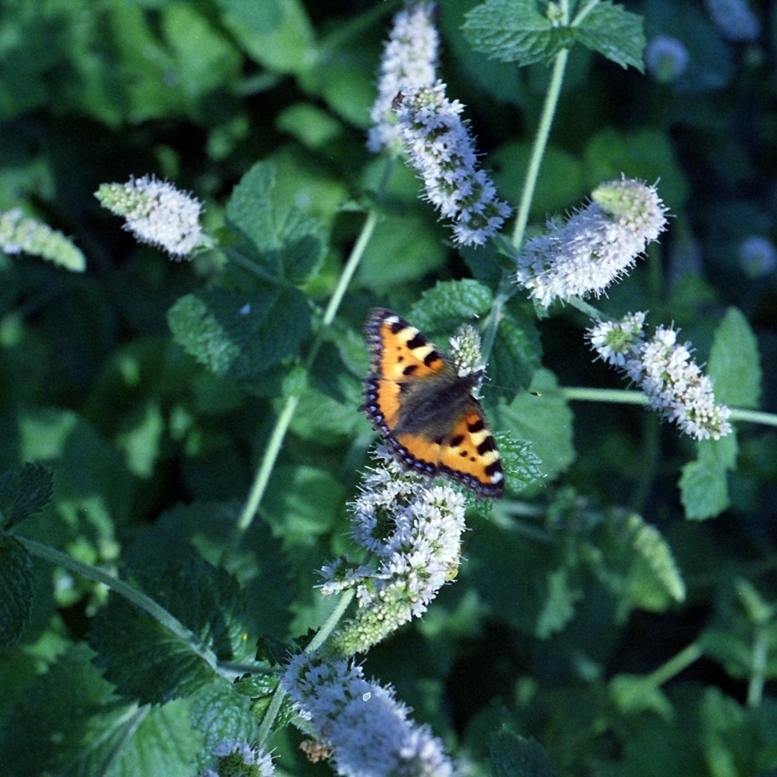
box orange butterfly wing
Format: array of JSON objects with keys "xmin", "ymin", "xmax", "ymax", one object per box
[{"xmin": 361, "ymin": 308, "xmax": 505, "ymax": 499}]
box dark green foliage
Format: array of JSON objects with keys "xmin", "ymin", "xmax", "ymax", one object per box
[{"xmin": 0, "ymin": 0, "xmax": 775, "ymax": 775}]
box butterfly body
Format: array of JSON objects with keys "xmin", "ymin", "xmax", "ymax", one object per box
[{"xmin": 361, "ymin": 308, "xmax": 504, "ymax": 498}]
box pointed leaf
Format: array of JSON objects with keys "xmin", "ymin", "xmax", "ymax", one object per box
[
  {"xmin": 574, "ymin": 1, "xmax": 645, "ymax": 71},
  {"xmin": 89, "ymin": 549, "xmax": 252, "ymax": 705},
  {"xmin": 225, "ymin": 161, "xmax": 326, "ymax": 284},
  {"xmin": 680, "ymin": 459, "xmax": 729, "ymax": 520},
  {"xmin": 489, "ymin": 302, "xmax": 542, "ymax": 400},
  {"xmin": 708, "ymin": 307, "xmax": 761, "ymax": 408},
  {"xmin": 168, "ymin": 286, "xmax": 311, "ymax": 383},
  {"xmin": 463, "ymin": 0, "xmax": 564, "ymax": 67},
  {"xmin": 0, "ymin": 462, "xmax": 53, "ymax": 529},
  {"xmin": 489, "ymin": 728, "xmax": 558, "ymax": 777},
  {"xmin": 0, "ymin": 536, "xmax": 34, "ymax": 645},
  {"xmin": 0, "ymin": 644, "xmax": 201, "ymax": 776}
]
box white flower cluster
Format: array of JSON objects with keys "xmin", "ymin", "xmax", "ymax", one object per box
[
  {"xmin": 367, "ymin": 2, "xmax": 439, "ymax": 154},
  {"xmin": 704, "ymin": 0, "xmax": 760, "ymax": 41},
  {"xmin": 201, "ymin": 739, "xmax": 274, "ymax": 777},
  {"xmin": 394, "ymin": 82, "xmax": 512, "ymax": 246},
  {"xmin": 588, "ymin": 314, "xmax": 732, "ymax": 441},
  {"xmin": 0, "ymin": 207, "xmax": 86, "ymax": 271},
  {"xmin": 95, "ymin": 175, "xmax": 203, "ymax": 259},
  {"xmin": 515, "ymin": 179, "xmax": 668, "ymax": 307},
  {"xmin": 283, "ymin": 652, "xmax": 454, "ymax": 777},
  {"xmin": 321, "ymin": 447, "xmax": 466, "ymax": 653},
  {"xmin": 738, "ymin": 235, "xmax": 776, "ymax": 278}
]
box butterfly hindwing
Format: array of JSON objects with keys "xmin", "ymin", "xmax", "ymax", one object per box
[
  {"xmin": 438, "ymin": 403, "xmax": 504, "ymax": 498},
  {"xmin": 361, "ymin": 308, "xmax": 505, "ymax": 499}
]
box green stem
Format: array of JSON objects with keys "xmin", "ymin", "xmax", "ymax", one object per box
[
  {"xmin": 645, "ymin": 641, "xmax": 703, "ymax": 688},
  {"xmin": 567, "ymin": 296, "xmax": 606, "ymax": 322},
  {"xmin": 479, "ymin": 273, "xmax": 513, "ymax": 365},
  {"xmin": 748, "ymin": 628, "xmax": 767, "ymax": 707},
  {"xmin": 221, "ymin": 210, "xmax": 380, "ymax": 565},
  {"xmin": 510, "ymin": 47, "xmax": 569, "ymax": 251},
  {"xmin": 729, "ymin": 408, "xmax": 777, "ymax": 427},
  {"xmin": 562, "ymin": 389, "xmax": 777, "ymax": 429},
  {"xmin": 256, "ymin": 590, "xmax": 355, "ymax": 746},
  {"xmin": 19, "ymin": 537, "xmax": 235, "ymax": 680},
  {"xmin": 561, "ymin": 387, "xmax": 648, "ymax": 405}
]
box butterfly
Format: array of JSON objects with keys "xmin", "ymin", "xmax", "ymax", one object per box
[{"xmin": 361, "ymin": 308, "xmax": 504, "ymax": 499}]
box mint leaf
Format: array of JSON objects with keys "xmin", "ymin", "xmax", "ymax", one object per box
[
  {"xmin": 708, "ymin": 307, "xmax": 761, "ymax": 408},
  {"xmin": 409, "ymin": 279, "xmax": 494, "ymax": 336},
  {"xmin": 168, "ymin": 286, "xmax": 311, "ymax": 383},
  {"xmin": 463, "ymin": 0, "xmax": 645, "ymax": 70},
  {"xmin": 189, "ymin": 680, "xmax": 256, "ymax": 765},
  {"xmin": 489, "ymin": 728, "xmax": 558, "ymax": 777},
  {"xmin": 0, "ymin": 462, "xmax": 53, "ymax": 529},
  {"xmin": 0, "ymin": 536, "xmax": 34, "ymax": 646},
  {"xmin": 89, "ymin": 550, "xmax": 251, "ymax": 705},
  {"xmin": 489, "ymin": 302, "xmax": 542, "ymax": 401},
  {"xmin": 499, "ymin": 369, "xmax": 575, "ymax": 487},
  {"xmin": 463, "ymin": 0, "xmax": 563, "ymax": 67},
  {"xmin": 680, "ymin": 458, "xmax": 729, "ymax": 520},
  {"xmin": 225, "ymin": 161, "xmax": 326, "ymax": 285},
  {"xmin": 575, "ymin": 1, "xmax": 645, "ymax": 71},
  {"xmin": 0, "ymin": 644, "xmax": 201, "ymax": 776},
  {"xmin": 495, "ymin": 433, "xmax": 544, "ymax": 494}
]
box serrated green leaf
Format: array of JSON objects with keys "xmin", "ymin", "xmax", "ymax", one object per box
[
  {"xmin": 0, "ymin": 462, "xmax": 53, "ymax": 529},
  {"xmin": 574, "ymin": 1, "xmax": 645, "ymax": 71},
  {"xmin": 0, "ymin": 536, "xmax": 34, "ymax": 645},
  {"xmin": 489, "ymin": 728, "xmax": 558, "ymax": 777},
  {"xmin": 494, "ymin": 433, "xmax": 544, "ymax": 494},
  {"xmin": 409, "ymin": 279, "xmax": 494, "ymax": 336},
  {"xmin": 90, "ymin": 550, "xmax": 252, "ymax": 705},
  {"xmin": 535, "ymin": 567, "xmax": 580, "ymax": 639},
  {"xmin": 168, "ymin": 286, "xmax": 311, "ymax": 383},
  {"xmin": 698, "ymin": 435, "xmax": 738, "ymax": 471},
  {"xmin": 225, "ymin": 161, "xmax": 327, "ymax": 285},
  {"xmin": 489, "ymin": 302, "xmax": 542, "ymax": 401},
  {"xmin": 679, "ymin": 459, "xmax": 729, "ymax": 520},
  {"xmin": 0, "ymin": 643, "xmax": 201, "ymax": 776},
  {"xmin": 463, "ymin": 0, "xmax": 565, "ymax": 67},
  {"xmin": 498, "ymin": 369, "xmax": 574, "ymax": 487},
  {"xmin": 464, "ymin": 0, "xmax": 645, "ymax": 70},
  {"xmin": 189, "ymin": 680, "xmax": 256, "ymax": 765},
  {"xmin": 708, "ymin": 307, "xmax": 761, "ymax": 408}
]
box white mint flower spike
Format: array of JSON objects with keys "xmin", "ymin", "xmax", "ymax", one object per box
[
  {"xmin": 588, "ymin": 313, "xmax": 732, "ymax": 441},
  {"xmin": 283, "ymin": 652, "xmax": 454, "ymax": 777},
  {"xmin": 0, "ymin": 208, "xmax": 86, "ymax": 272},
  {"xmin": 515, "ymin": 179, "xmax": 668, "ymax": 307},
  {"xmin": 321, "ymin": 446, "xmax": 466, "ymax": 655},
  {"xmin": 95, "ymin": 175, "xmax": 204, "ymax": 259},
  {"xmin": 367, "ymin": 2, "xmax": 439, "ymax": 154},
  {"xmin": 201, "ymin": 739, "xmax": 275, "ymax": 777},
  {"xmin": 395, "ymin": 81, "xmax": 512, "ymax": 246}
]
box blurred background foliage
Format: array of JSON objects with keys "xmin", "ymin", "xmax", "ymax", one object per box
[{"xmin": 1, "ymin": 0, "xmax": 777, "ymax": 775}]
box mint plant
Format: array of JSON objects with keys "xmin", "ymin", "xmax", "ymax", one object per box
[{"xmin": 1, "ymin": 1, "xmax": 775, "ymax": 775}]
